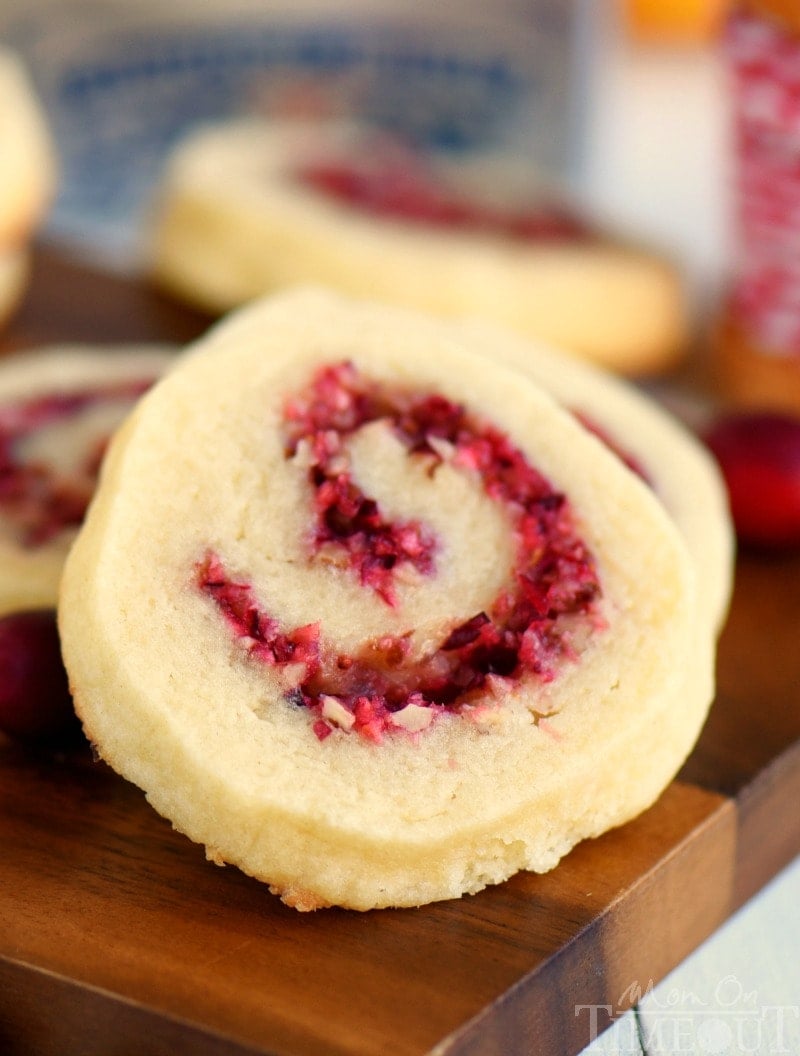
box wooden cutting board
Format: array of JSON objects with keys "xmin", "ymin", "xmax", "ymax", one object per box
[{"xmin": 1, "ymin": 249, "xmax": 799, "ymax": 1056}]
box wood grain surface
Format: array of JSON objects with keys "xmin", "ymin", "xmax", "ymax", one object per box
[{"xmin": 1, "ymin": 248, "xmax": 799, "ymax": 1056}]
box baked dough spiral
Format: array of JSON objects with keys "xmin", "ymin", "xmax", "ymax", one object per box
[{"xmin": 59, "ymin": 289, "xmax": 709, "ymax": 910}]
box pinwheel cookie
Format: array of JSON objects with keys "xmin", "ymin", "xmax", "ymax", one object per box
[
  {"xmin": 0, "ymin": 347, "xmax": 174, "ymax": 617},
  {"xmin": 149, "ymin": 119, "xmax": 687, "ymax": 375},
  {"xmin": 59, "ymin": 289, "xmax": 710, "ymax": 911}
]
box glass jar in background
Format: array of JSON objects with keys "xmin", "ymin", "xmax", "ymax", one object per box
[
  {"xmin": 715, "ymin": 1, "xmax": 800, "ymax": 411},
  {"xmin": 573, "ymin": 0, "xmax": 730, "ymax": 333}
]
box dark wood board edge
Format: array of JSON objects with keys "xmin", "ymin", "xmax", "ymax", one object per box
[
  {"xmin": 0, "ymin": 771, "xmax": 740, "ymax": 1056},
  {"xmin": 437, "ymin": 790, "xmax": 738, "ymax": 1056},
  {"xmin": 0, "ymin": 957, "xmax": 268, "ymax": 1056},
  {"xmin": 733, "ymin": 738, "xmax": 800, "ymax": 909}
]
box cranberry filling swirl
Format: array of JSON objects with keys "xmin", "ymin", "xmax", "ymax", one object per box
[
  {"xmin": 0, "ymin": 379, "xmax": 154, "ymax": 547},
  {"xmin": 296, "ymin": 154, "xmax": 589, "ymax": 242},
  {"xmin": 198, "ymin": 361, "xmax": 603, "ymax": 743}
]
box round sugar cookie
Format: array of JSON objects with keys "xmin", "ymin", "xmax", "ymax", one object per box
[
  {"xmin": 148, "ymin": 119, "xmax": 688, "ymax": 375},
  {"xmin": 0, "ymin": 47, "xmax": 57, "ymax": 245},
  {"xmin": 456, "ymin": 321, "xmax": 734, "ymax": 637},
  {"xmin": 0, "ymin": 346, "xmax": 174, "ymax": 617},
  {"xmin": 59, "ymin": 288, "xmax": 704, "ymax": 911}
]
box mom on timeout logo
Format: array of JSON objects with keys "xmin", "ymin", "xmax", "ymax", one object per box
[{"xmin": 576, "ymin": 975, "xmax": 800, "ymax": 1054}]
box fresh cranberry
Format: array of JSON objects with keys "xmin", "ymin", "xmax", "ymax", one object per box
[
  {"xmin": 703, "ymin": 409, "xmax": 800, "ymax": 548},
  {"xmin": 0, "ymin": 610, "xmax": 81, "ymax": 742}
]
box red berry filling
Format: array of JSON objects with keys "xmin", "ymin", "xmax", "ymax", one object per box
[
  {"xmin": 198, "ymin": 362, "xmax": 602, "ymax": 742},
  {"xmin": 0, "ymin": 378, "xmax": 155, "ymax": 547},
  {"xmin": 572, "ymin": 410, "xmax": 652, "ymax": 485},
  {"xmin": 296, "ymin": 155, "xmax": 590, "ymax": 242},
  {"xmin": 283, "ymin": 361, "xmax": 439, "ymax": 605},
  {"xmin": 198, "ymin": 552, "xmax": 322, "ymax": 673}
]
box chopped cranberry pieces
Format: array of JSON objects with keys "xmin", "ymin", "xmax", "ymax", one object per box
[
  {"xmin": 296, "ymin": 157, "xmax": 590, "ymax": 242},
  {"xmin": 197, "ymin": 553, "xmax": 321, "ymax": 676},
  {"xmin": 285, "ymin": 362, "xmax": 438, "ymax": 605},
  {"xmin": 312, "ymin": 719, "xmax": 333, "ymax": 741},
  {"xmin": 441, "ymin": 613, "xmax": 490, "ymax": 651},
  {"xmin": 0, "ymin": 378, "xmax": 155, "ymax": 547},
  {"xmin": 572, "ymin": 410, "xmax": 652, "ymax": 484},
  {"xmin": 198, "ymin": 362, "xmax": 602, "ymax": 741}
]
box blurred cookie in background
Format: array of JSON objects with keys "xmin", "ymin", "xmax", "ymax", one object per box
[{"xmin": 148, "ymin": 118, "xmax": 689, "ymax": 376}]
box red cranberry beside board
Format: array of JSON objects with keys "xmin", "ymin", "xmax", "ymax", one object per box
[
  {"xmin": 703, "ymin": 410, "xmax": 800, "ymax": 549},
  {"xmin": 0, "ymin": 610, "xmax": 81, "ymax": 742}
]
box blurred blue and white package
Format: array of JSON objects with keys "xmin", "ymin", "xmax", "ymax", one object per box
[{"xmin": 1, "ymin": 0, "xmax": 587, "ymax": 272}]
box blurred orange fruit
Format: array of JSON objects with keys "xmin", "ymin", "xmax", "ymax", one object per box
[
  {"xmin": 623, "ymin": 0, "xmax": 730, "ymax": 41},
  {"xmin": 744, "ymin": 1, "xmax": 800, "ymax": 33}
]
